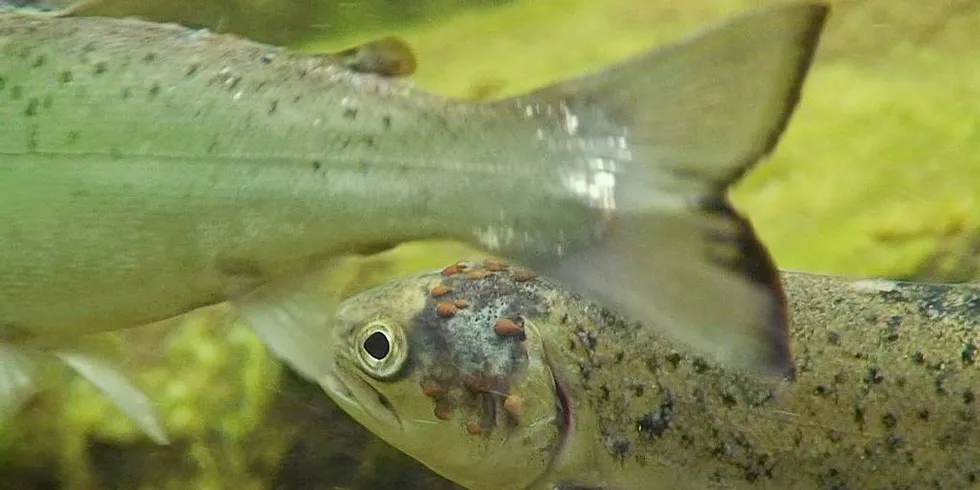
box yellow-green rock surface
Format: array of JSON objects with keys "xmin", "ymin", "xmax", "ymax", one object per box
[{"xmin": 1, "ymin": 0, "xmax": 977, "ymax": 488}]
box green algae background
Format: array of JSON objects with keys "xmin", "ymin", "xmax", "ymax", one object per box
[{"xmin": 1, "ymin": 0, "xmax": 978, "ymax": 488}]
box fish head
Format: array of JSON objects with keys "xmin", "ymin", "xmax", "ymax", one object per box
[{"xmin": 320, "ymin": 262, "xmax": 568, "ymax": 489}]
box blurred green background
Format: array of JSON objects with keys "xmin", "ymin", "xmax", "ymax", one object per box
[{"xmin": 1, "ymin": 0, "xmax": 977, "ymax": 488}]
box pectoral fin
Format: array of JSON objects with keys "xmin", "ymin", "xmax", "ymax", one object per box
[
  {"xmin": 54, "ymin": 345, "xmax": 169, "ymax": 444},
  {"xmin": 0, "ymin": 338, "xmax": 168, "ymax": 444},
  {"xmin": 0, "ymin": 344, "xmax": 42, "ymax": 430}
]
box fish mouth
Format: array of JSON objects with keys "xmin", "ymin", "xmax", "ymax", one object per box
[{"xmin": 320, "ymin": 360, "xmax": 403, "ymax": 430}]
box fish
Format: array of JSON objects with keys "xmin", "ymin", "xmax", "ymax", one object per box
[
  {"xmin": 1, "ymin": 2, "xmax": 826, "ymax": 443},
  {"xmin": 304, "ymin": 259, "xmax": 980, "ymax": 490}
]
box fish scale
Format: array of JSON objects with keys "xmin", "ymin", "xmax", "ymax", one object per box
[
  {"xmin": 320, "ymin": 260, "xmax": 980, "ymax": 489},
  {"xmin": 4, "ymin": 3, "xmax": 826, "ymax": 449}
]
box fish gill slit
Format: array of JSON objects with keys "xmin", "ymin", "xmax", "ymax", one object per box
[
  {"xmin": 554, "ymin": 375, "xmax": 573, "ymax": 453},
  {"xmin": 376, "ymin": 391, "xmax": 403, "ymax": 427}
]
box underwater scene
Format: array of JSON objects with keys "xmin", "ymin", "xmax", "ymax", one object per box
[{"xmin": 1, "ymin": 0, "xmax": 978, "ymax": 489}]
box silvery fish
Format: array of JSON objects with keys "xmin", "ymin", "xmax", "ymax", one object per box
[
  {"xmin": 1, "ymin": 3, "xmax": 826, "ymax": 443},
  {"xmin": 307, "ymin": 259, "xmax": 980, "ymax": 490}
]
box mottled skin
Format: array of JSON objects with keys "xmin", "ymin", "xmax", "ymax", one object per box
[{"xmin": 330, "ymin": 262, "xmax": 980, "ymax": 490}]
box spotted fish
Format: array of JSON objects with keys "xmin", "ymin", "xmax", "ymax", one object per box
[
  {"xmin": 1, "ymin": 3, "xmax": 826, "ymax": 442},
  {"xmin": 301, "ymin": 259, "xmax": 980, "ymax": 489}
]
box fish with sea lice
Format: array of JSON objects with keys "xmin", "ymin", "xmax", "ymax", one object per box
[
  {"xmin": 308, "ymin": 259, "xmax": 980, "ymax": 490},
  {"xmin": 2, "ymin": 2, "xmax": 825, "ymax": 443}
]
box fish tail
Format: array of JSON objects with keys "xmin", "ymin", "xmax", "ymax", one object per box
[
  {"xmin": 518, "ymin": 3, "xmax": 829, "ymax": 376},
  {"xmin": 0, "ymin": 339, "xmax": 169, "ymax": 444}
]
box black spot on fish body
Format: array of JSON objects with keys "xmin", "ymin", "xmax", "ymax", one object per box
[
  {"xmin": 26, "ymin": 125, "xmax": 39, "ymax": 152},
  {"xmin": 866, "ymin": 366, "xmax": 885, "ymax": 385},
  {"xmin": 911, "ymin": 351, "xmax": 926, "ymax": 364},
  {"xmin": 311, "ymin": 160, "xmax": 322, "ymax": 172},
  {"xmin": 382, "ymin": 114, "xmax": 392, "ymax": 129},
  {"xmin": 66, "ymin": 130, "xmax": 79, "ymax": 145},
  {"xmin": 601, "ymin": 428, "xmax": 632, "ymax": 463},
  {"xmin": 141, "ymin": 52, "xmax": 157, "ymax": 63},
  {"xmin": 121, "ymin": 88, "xmax": 131, "ymax": 100},
  {"xmin": 719, "ymin": 388, "xmax": 738, "ymax": 408},
  {"xmin": 31, "ymin": 54, "xmax": 45, "ymax": 68},
  {"xmin": 853, "ymin": 404, "xmax": 866, "ymax": 428},
  {"xmin": 57, "ymin": 70, "xmax": 72, "ymax": 84},
  {"xmin": 630, "ymin": 383, "xmax": 644, "ymax": 397},
  {"xmin": 878, "ymin": 288, "xmax": 906, "ymax": 303},
  {"xmin": 598, "ymin": 385, "xmax": 610, "ymax": 401},
  {"xmin": 881, "ymin": 411, "xmax": 898, "ymax": 429},
  {"xmin": 148, "ymin": 83, "xmax": 160, "ymax": 97},
  {"xmin": 636, "ymin": 387, "xmax": 673, "ymax": 439},
  {"xmin": 961, "ymin": 342, "xmax": 977, "ymax": 365},
  {"xmin": 93, "ymin": 61, "xmax": 107, "ymax": 75},
  {"xmin": 343, "ymin": 107, "xmax": 358, "ymax": 120},
  {"xmin": 692, "ymin": 358, "xmax": 710, "ymax": 373},
  {"xmin": 24, "ymin": 97, "xmax": 39, "ymax": 116}
]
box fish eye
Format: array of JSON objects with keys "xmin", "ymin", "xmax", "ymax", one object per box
[
  {"xmin": 363, "ymin": 331, "xmax": 390, "ymax": 360},
  {"xmin": 354, "ymin": 320, "xmax": 407, "ymax": 379}
]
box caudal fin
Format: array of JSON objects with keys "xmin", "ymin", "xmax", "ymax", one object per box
[{"xmin": 516, "ymin": 3, "xmax": 829, "ymax": 375}]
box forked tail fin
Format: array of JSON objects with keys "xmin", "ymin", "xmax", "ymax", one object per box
[{"xmin": 515, "ymin": 3, "xmax": 829, "ymax": 376}]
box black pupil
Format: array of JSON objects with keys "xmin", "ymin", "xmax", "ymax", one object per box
[{"xmin": 363, "ymin": 331, "xmax": 391, "ymax": 360}]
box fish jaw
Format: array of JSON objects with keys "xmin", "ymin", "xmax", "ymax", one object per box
[{"xmin": 318, "ymin": 356, "xmax": 405, "ymax": 432}]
